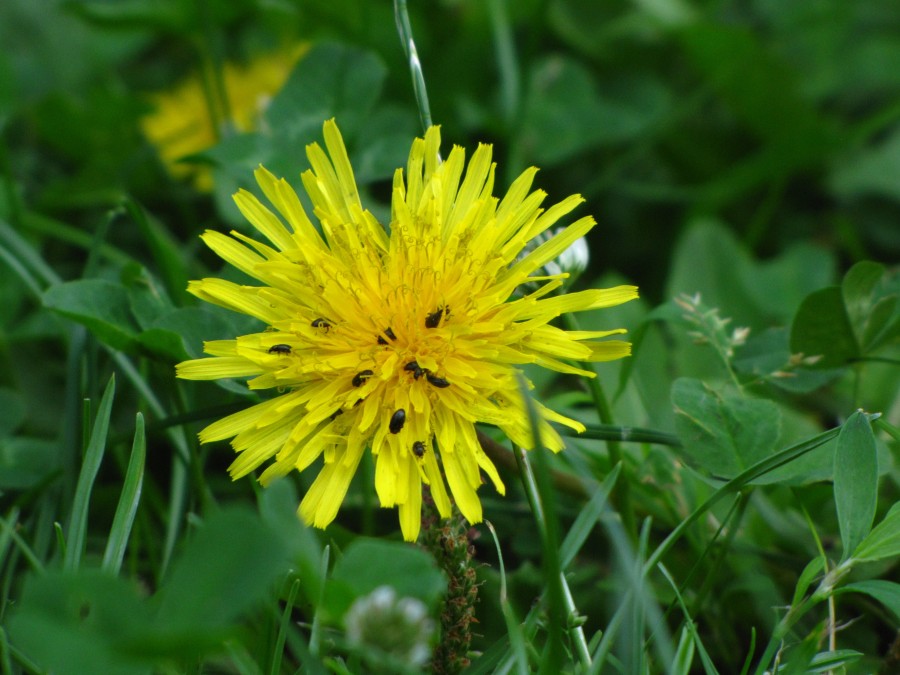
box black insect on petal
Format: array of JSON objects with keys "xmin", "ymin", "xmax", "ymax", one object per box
[
  {"xmin": 329, "ymin": 408, "xmax": 344, "ymax": 421},
  {"xmin": 267, "ymin": 344, "xmax": 292, "ymax": 355},
  {"xmin": 377, "ymin": 336, "xmax": 388, "ymax": 345},
  {"xmin": 384, "ymin": 327, "xmax": 397, "ymax": 341},
  {"xmin": 412, "ymin": 441, "xmax": 426, "ymax": 458},
  {"xmin": 354, "ymin": 398, "xmax": 364, "ymax": 407},
  {"xmin": 352, "ymin": 369, "xmax": 374, "ymax": 387},
  {"xmin": 426, "ymin": 373, "xmax": 450, "ymax": 388},
  {"xmin": 404, "ymin": 360, "xmax": 425, "ymax": 379},
  {"xmin": 389, "ymin": 409, "xmax": 406, "ymax": 434},
  {"xmin": 311, "ymin": 318, "xmax": 331, "ymax": 330},
  {"xmin": 424, "ymin": 306, "xmax": 446, "ymax": 328}
]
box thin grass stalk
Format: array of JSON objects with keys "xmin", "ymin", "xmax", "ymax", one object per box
[
  {"xmin": 64, "ymin": 375, "xmax": 116, "ymax": 571},
  {"xmin": 394, "ymin": 0, "xmax": 433, "ymax": 131},
  {"xmin": 102, "ymin": 413, "xmax": 146, "ymax": 574}
]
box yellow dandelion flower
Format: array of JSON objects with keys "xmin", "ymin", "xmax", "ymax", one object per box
[
  {"xmin": 142, "ymin": 45, "xmax": 308, "ymax": 190},
  {"xmin": 177, "ymin": 120, "xmax": 638, "ymax": 541}
]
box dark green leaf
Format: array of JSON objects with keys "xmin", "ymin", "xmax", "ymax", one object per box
[
  {"xmin": 43, "ymin": 279, "xmax": 139, "ymax": 352},
  {"xmin": 733, "ymin": 327, "xmax": 842, "ymax": 394},
  {"xmin": 520, "ymin": 56, "xmax": 670, "ymax": 166},
  {"xmin": 671, "ymin": 378, "xmax": 781, "ymax": 479},
  {"xmin": 138, "ymin": 307, "xmax": 234, "ymax": 362},
  {"xmin": 681, "ymin": 23, "xmax": 830, "ymax": 153},
  {"xmin": 152, "ymin": 506, "xmax": 292, "ymax": 645},
  {"xmin": 0, "ymin": 437, "xmax": 59, "ymax": 489},
  {"xmin": 0, "ymin": 386, "xmax": 26, "ymax": 437},
  {"xmin": 7, "ymin": 570, "xmax": 152, "ymax": 675},
  {"xmin": 830, "ymin": 127, "xmax": 900, "ymax": 201},
  {"xmin": 790, "ymin": 287, "xmax": 859, "ymax": 369},
  {"xmin": 834, "ymin": 411, "xmax": 878, "ymax": 560},
  {"xmin": 265, "ymin": 43, "xmax": 387, "ymax": 145}
]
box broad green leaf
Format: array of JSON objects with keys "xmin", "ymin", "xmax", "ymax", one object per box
[
  {"xmin": 138, "ymin": 307, "xmax": 235, "ymax": 362},
  {"xmin": 838, "ymin": 580, "xmax": 900, "ymax": 624},
  {"xmin": 742, "ymin": 243, "xmax": 836, "ymax": 324},
  {"xmin": 671, "ymin": 378, "xmax": 781, "ymax": 479},
  {"xmin": 834, "ymin": 411, "xmax": 878, "ymax": 560},
  {"xmin": 520, "ymin": 55, "xmax": 670, "ymax": 165},
  {"xmin": 830, "ymin": 127, "xmax": 900, "ymax": 201},
  {"xmin": 733, "ymin": 328, "xmax": 842, "ymax": 394},
  {"xmin": 43, "ymin": 279, "xmax": 139, "ymax": 352},
  {"xmin": 324, "ymin": 538, "xmax": 446, "ymax": 621},
  {"xmin": 124, "ymin": 264, "xmax": 174, "ymax": 330},
  {"xmin": 265, "ymin": 43, "xmax": 387, "ymax": 153},
  {"xmin": 258, "ymin": 479, "xmax": 325, "ymax": 606},
  {"xmin": 681, "ymin": 23, "xmax": 829, "ymax": 153},
  {"xmin": 0, "ymin": 386, "xmax": 26, "ymax": 437},
  {"xmin": 841, "ymin": 261, "xmax": 900, "ymax": 353},
  {"xmin": 665, "ymin": 220, "xmax": 762, "ymax": 328},
  {"xmin": 7, "ymin": 570, "xmax": 153, "ymax": 675},
  {"xmin": 0, "ymin": 437, "xmax": 59, "ymax": 489},
  {"xmin": 789, "ymin": 287, "xmax": 859, "ymax": 369},
  {"xmin": 842, "ymin": 261, "xmax": 885, "ymax": 329},
  {"xmin": 152, "ymin": 506, "xmax": 292, "ymax": 645},
  {"xmin": 853, "ymin": 501, "xmax": 900, "ymax": 562}
]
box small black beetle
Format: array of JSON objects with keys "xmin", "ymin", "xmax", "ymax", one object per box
[
  {"xmin": 412, "ymin": 441, "xmax": 426, "ymax": 458},
  {"xmin": 267, "ymin": 344, "xmax": 292, "ymax": 355},
  {"xmin": 426, "ymin": 373, "xmax": 451, "ymax": 388},
  {"xmin": 389, "ymin": 409, "xmax": 406, "ymax": 434},
  {"xmin": 311, "ymin": 318, "xmax": 331, "ymax": 329},
  {"xmin": 424, "ymin": 306, "xmax": 447, "ymax": 328},
  {"xmin": 352, "ymin": 369, "xmax": 374, "ymax": 387}
]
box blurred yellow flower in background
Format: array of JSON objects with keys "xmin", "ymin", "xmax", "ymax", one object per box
[{"xmin": 141, "ymin": 45, "xmax": 307, "ymax": 190}]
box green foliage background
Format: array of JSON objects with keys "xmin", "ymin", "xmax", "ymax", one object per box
[{"xmin": 0, "ymin": 0, "xmax": 899, "ymax": 673}]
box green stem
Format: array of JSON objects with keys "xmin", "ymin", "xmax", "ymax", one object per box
[
  {"xmin": 875, "ymin": 417, "xmax": 900, "ymax": 443},
  {"xmin": 394, "ymin": 0, "xmax": 434, "ymax": 130},
  {"xmin": 512, "ymin": 445, "xmax": 592, "ymax": 669},
  {"xmin": 563, "ymin": 423, "xmax": 682, "ymax": 447}
]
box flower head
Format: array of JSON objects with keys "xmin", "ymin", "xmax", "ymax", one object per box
[{"xmin": 177, "ymin": 120, "xmax": 637, "ymax": 541}]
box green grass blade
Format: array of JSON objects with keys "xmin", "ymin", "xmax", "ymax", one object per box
[
  {"xmin": 0, "ymin": 510, "xmax": 43, "ymax": 574},
  {"xmin": 64, "ymin": 374, "xmax": 116, "ymax": 572},
  {"xmin": 560, "ymin": 463, "xmax": 621, "ymax": 569},
  {"xmin": 270, "ymin": 578, "xmax": 301, "ymax": 675},
  {"xmin": 658, "ymin": 564, "xmax": 720, "ymax": 675},
  {"xmin": 102, "ymin": 412, "xmax": 146, "ymax": 574},
  {"xmin": 486, "ymin": 520, "xmax": 529, "ymax": 675},
  {"xmin": 643, "ymin": 426, "xmax": 841, "ymax": 577}
]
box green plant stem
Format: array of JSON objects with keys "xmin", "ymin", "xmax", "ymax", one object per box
[
  {"xmin": 562, "ymin": 313, "xmax": 636, "ymax": 541},
  {"xmin": 875, "ymin": 417, "xmax": 900, "ymax": 443},
  {"xmin": 565, "ymin": 423, "xmax": 682, "ymax": 447},
  {"xmin": 512, "ymin": 445, "xmax": 592, "ymax": 669},
  {"xmin": 394, "ymin": 0, "xmax": 433, "ymax": 130}
]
